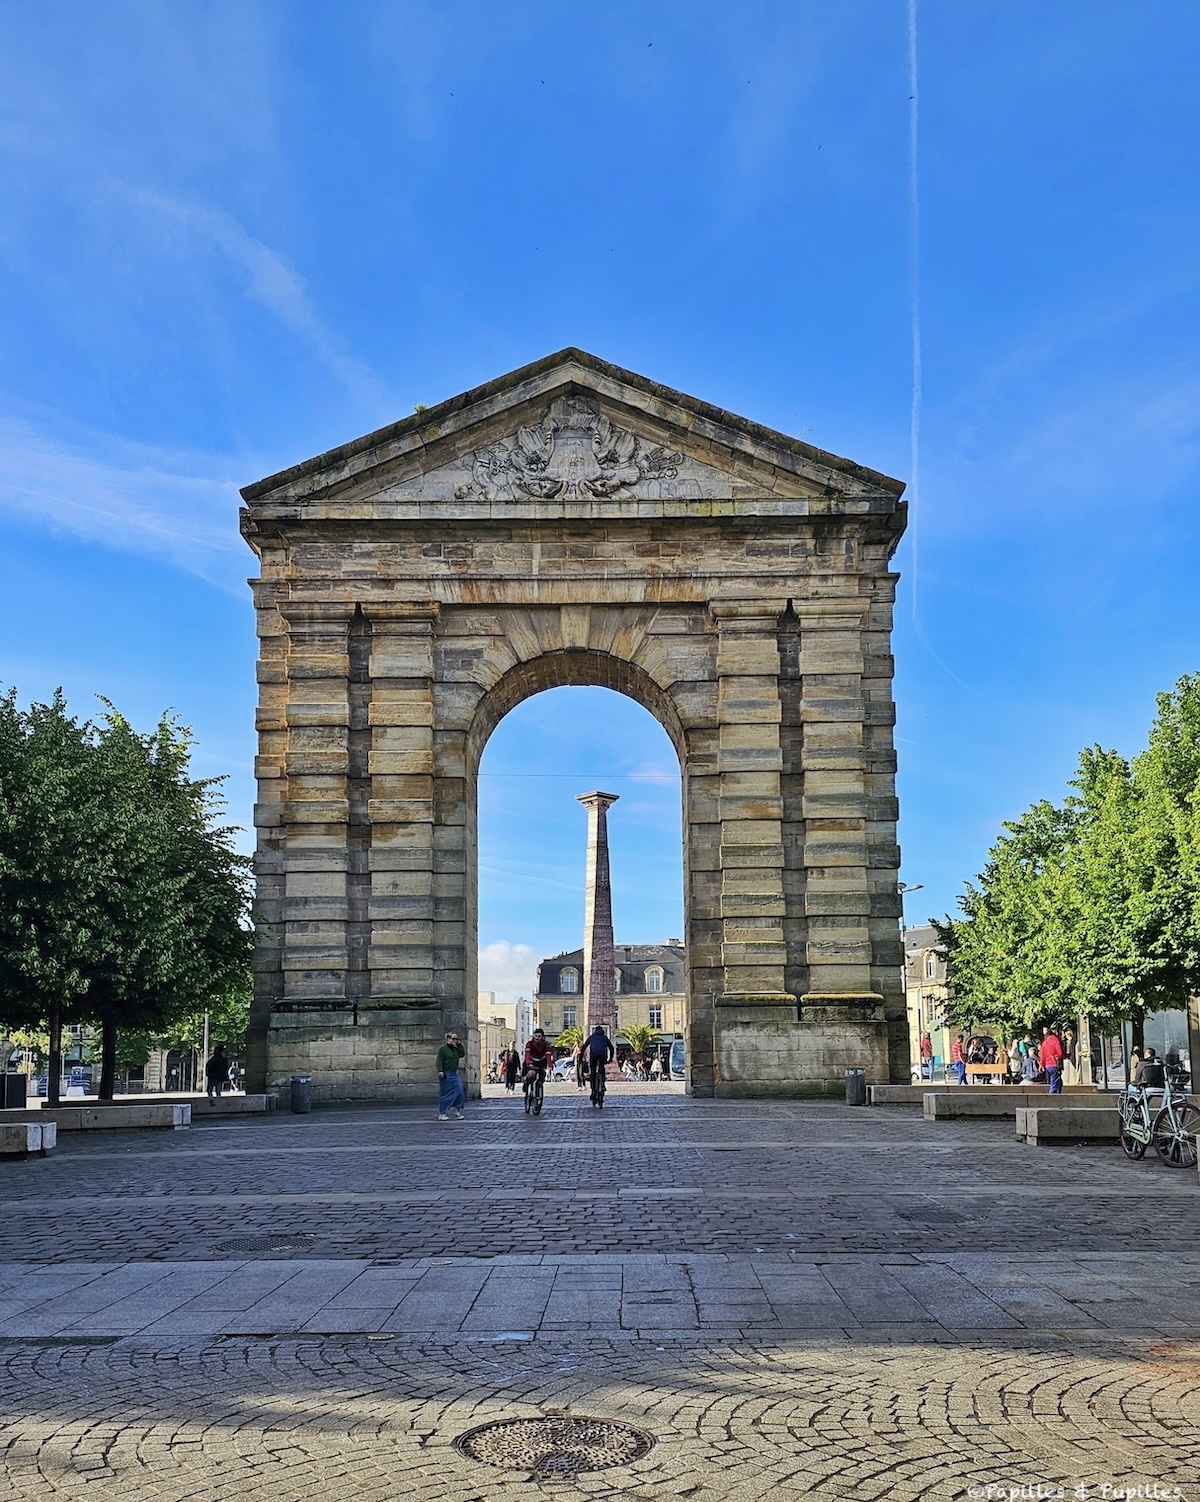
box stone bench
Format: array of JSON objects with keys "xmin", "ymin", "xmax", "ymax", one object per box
[
  {"xmin": 0, "ymin": 1121, "xmax": 57, "ymax": 1156},
  {"xmin": 923, "ymin": 1091, "xmax": 1106, "ymax": 1120},
  {"xmin": 0, "ymin": 1104, "xmax": 189, "ymax": 1131},
  {"xmin": 1016, "ymin": 1107, "xmax": 1120, "ymax": 1145},
  {"xmin": 869, "ymin": 1084, "xmax": 1098, "ymax": 1106},
  {"xmin": 170, "ymin": 1093, "xmax": 276, "ymax": 1115}
]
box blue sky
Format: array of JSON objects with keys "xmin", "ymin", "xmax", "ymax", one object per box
[{"xmin": 2, "ymin": 2, "xmax": 1198, "ymax": 1003}]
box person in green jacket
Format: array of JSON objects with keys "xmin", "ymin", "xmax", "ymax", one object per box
[{"xmin": 437, "ymin": 1031, "xmax": 466, "ymax": 1120}]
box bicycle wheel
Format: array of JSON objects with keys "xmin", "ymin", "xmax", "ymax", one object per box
[
  {"xmin": 1118, "ymin": 1111, "xmax": 1147, "ymax": 1160},
  {"xmin": 524, "ymin": 1081, "xmax": 532, "ymax": 1115},
  {"xmin": 1152, "ymin": 1101, "xmax": 1200, "ymax": 1168},
  {"xmin": 533, "ymin": 1075, "xmax": 544, "ymax": 1116}
]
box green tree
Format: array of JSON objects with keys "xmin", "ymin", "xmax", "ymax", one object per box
[
  {"xmin": 80, "ymin": 704, "xmax": 252, "ymax": 1099},
  {"xmin": 554, "ymin": 1024, "xmax": 584, "ymax": 1053},
  {"xmin": 0, "ymin": 691, "xmax": 108, "ymax": 1104},
  {"xmin": 938, "ymin": 671, "xmax": 1200, "ymax": 1041},
  {"xmin": 936, "ymin": 798, "xmax": 1080, "ymax": 1034},
  {"xmin": 617, "ymin": 1023, "xmax": 664, "ymax": 1062},
  {"xmin": 0, "ymin": 690, "xmax": 252, "ymax": 1102}
]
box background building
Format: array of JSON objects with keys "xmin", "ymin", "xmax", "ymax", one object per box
[
  {"xmin": 536, "ymin": 941, "xmax": 686, "ymax": 1044},
  {"xmin": 477, "ymin": 993, "xmax": 533, "ymax": 1056},
  {"xmin": 903, "ymin": 925, "xmax": 949, "ymax": 1079}
]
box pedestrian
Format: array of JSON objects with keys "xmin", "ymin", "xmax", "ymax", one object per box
[
  {"xmin": 650, "ymin": 1054, "xmax": 662, "ymax": 1081},
  {"xmin": 436, "ymin": 1030, "xmax": 466, "ymax": 1121},
  {"xmin": 205, "ymin": 1043, "xmax": 231, "ymax": 1100},
  {"xmin": 1007, "ymin": 1037, "xmax": 1022, "ymax": 1083},
  {"xmin": 573, "ymin": 1041, "xmax": 586, "ymax": 1089},
  {"xmin": 920, "ymin": 1032, "xmax": 933, "ymax": 1080},
  {"xmin": 504, "ymin": 1046, "xmax": 519, "ymax": 1093},
  {"xmin": 951, "ymin": 1034, "xmax": 966, "ymax": 1086},
  {"xmin": 1020, "ymin": 1045, "xmax": 1041, "ymax": 1085},
  {"xmin": 1061, "ymin": 1026, "xmax": 1077, "ymax": 1086},
  {"xmin": 1040, "ymin": 1025, "xmax": 1064, "ymax": 1094}
]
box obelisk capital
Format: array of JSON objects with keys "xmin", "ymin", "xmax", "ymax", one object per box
[{"xmin": 577, "ymin": 790, "xmax": 619, "ymax": 812}]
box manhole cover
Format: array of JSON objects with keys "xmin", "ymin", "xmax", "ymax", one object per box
[
  {"xmin": 214, "ymin": 1234, "xmax": 317, "ymax": 1254},
  {"xmin": 456, "ymin": 1416, "xmax": 654, "ymax": 1475}
]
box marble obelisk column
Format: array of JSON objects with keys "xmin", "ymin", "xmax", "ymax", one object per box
[{"xmin": 577, "ymin": 792, "xmax": 619, "ymax": 1034}]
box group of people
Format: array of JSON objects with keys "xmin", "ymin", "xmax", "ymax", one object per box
[
  {"xmin": 936, "ymin": 1024, "xmax": 1074, "ymax": 1093},
  {"xmin": 438, "ymin": 1025, "xmax": 622, "ymax": 1119}
]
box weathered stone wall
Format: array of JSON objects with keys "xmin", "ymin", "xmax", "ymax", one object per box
[{"xmin": 241, "ymin": 351, "xmax": 907, "ymax": 1102}]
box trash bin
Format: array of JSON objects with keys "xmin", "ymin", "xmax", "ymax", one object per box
[
  {"xmin": 290, "ymin": 1075, "xmax": 312, "ymax": 1114},
  {"xmin": 844, "ymin": 1067, "xmax": 867, "ymax": 1106},
  {"xmin": 0, "ymin": 1074, "xmax": 27, "ymax": 1109}
]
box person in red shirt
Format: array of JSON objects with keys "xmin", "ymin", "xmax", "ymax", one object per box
[
  {"xmin": 1040, "ymin": 1026, "xmax": 1065, "ymax": 1094},
  {"xmin": 951, "ymin": 1034, "xmax": 966, "ymax": 1086},
  {"xmin": 523, "ymin": 1029, "xmax": 553, "ymax": 1098}
]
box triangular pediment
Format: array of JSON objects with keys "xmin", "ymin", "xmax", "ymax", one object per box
[{"xmin": 242, "ymin": 349, "xmax": 904, "ymax": 512}]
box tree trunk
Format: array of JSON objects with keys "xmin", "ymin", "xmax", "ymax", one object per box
[
  {"xmin": 98, "ymin": 1008, "xmax": 117, "ymax": 1101},
  {"xmin": 1131, "ymin": 1008, "xmax": 1145, "ymax": 1057},
  {"xmin": 47, "ymin": 997, "xmax": 62, "ymax": 1107}
]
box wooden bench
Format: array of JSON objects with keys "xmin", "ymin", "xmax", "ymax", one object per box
[{"xmin": 964, "ymin": 1063, "xmax": 1010, "ymax": 1084}]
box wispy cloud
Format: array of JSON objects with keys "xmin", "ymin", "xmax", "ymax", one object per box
[
  {"xmin": 478, "ymin": 941, "xmax": 538, "ymax": 1005},
  {"xmin": 128, "ymin": 189, "xmax": 389, "ymax": 412},
  {"xmin": 0, "ymin": 415, "xmax": 247, "ymax": 590}
]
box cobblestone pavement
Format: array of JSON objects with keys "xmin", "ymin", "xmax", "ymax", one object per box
[{"xmin": 2, "ymin": 1086, "xmax": 1199, "ymax": 1500}]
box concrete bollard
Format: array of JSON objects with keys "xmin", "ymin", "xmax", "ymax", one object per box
[
  {"xmin": 844, "ymin": 1067, "xmax": 867, "ymax": 1106},
  {"xmin": 290, "ymin": 1075, "xmax": 312, "ymax": 1114}
]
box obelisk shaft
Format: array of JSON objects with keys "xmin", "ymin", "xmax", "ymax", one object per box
[{"xmin": 577, "ymin": 791, "xmax": 619, "ymax": 1033}]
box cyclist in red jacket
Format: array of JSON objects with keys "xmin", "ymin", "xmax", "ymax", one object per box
[{"xmin": 523, "ymin": 1029, "xmax": 553, "ymax": 1096}]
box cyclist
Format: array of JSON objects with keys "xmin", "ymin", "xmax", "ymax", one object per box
[
  {"xmin": 582, "ymin": 1023, "xmax": 615, "ymax": 1106},
  {"xmin": 523, "ymin": 1028, "xmax": 553, "ymax": 1102}
]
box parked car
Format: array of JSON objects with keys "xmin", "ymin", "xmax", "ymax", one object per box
[{"xmin": 552, "ymin": 1058, "xmax": 576, "ymax": 1081}]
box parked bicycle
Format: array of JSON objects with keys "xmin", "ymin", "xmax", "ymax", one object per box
[{"xmin": 1117, "ymin": 1068, "xmax": 1199, "ymax": 1167}]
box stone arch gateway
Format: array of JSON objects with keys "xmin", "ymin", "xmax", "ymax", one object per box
[{"xmin": 241, "ymin": 349, "xmax": 908, "ymax": 1101}]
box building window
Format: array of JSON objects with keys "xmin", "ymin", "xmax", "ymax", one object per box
[
  {"xmin": 613, "ymin": 1005, "xmax": 620, "ymax": 1028},
  {"xmin": 560, "ymin": 968, "xmax": 578, "ymax": 994},
  {"xmin": 562, "ymin": 1005, "xmax": 576, "ymax": 1029},
  {"xmin": 925, "ymin": 954, "xmax": 936, "ymax": 979},
  {"xmin": 649, "ymin": 1005, "xmax": 663, "ymax": 1030},
  {"xmin": 645, "ymin": 967, "xmax": 663, "ymax": 993},
  {"xmin": 613, "ymin": 968, "xmax": 622, "ymax": 993}
]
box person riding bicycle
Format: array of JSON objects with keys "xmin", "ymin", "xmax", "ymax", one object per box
[
  {"xmin": 582, "ymin": 1024, "xmax": 614, "ymax": 1103},
  {"xmin": 523, "ymin": 1028, "xmax": 553, "ymax": 1098}
]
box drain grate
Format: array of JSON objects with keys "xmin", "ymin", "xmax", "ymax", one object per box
[
  {"xmin": 456, "ymin": 1416, "xmax": 654, "ymax": 1475},
  {"xmin": 214, "ymin": 1233, "xmax": 318, "ymax": 1254}
]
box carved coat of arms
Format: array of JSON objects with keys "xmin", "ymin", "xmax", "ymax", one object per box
[{"xmin": 455, "ymin": 396, "xmax": 683, "ymax": 503}]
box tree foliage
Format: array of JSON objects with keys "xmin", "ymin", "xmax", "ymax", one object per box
[
  {"xmin": 938, "ymin": 674, "xmax": 1200, "ymax": 1034},
  {"xmin": 0, "ymin": 689, "xmax": 252, "ymax": 1100},
  {"xmin": 617, "ymin": 1023, "xmax": 665, "ymax": 1060}
]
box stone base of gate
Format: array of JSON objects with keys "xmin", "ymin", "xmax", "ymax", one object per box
[
  {"xmin": 265, "ymin": 1007, "xmax": 481, "ymax": 1105},
  {"xmin": 712, "ymin": 992, "xmax": 891, "ymax": 1098}
]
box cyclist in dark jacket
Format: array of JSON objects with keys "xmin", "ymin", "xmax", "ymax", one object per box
[{"xmin": 583, "ymin": 1025, "xmax": 615, "ymax": 1104}]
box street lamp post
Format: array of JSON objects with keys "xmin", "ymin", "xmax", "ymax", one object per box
[{"xmin": 898, "ymin": 882, "xmax": 924, "ymax": 1080}]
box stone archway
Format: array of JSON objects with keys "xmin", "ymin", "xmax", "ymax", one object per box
[{"xmin": 241, "ymin": 349, "xmax": 908, "ymax": 1102}]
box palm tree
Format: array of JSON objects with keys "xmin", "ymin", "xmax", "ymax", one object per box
[
  {"xmin": 617, "ymin": 1023, "xmax": 665, "ymax": 1066},
  {"xmin": 554, "ymin": 1024, "xmax": 584, "ymax": 1054}
]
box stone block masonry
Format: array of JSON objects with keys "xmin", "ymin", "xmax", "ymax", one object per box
[{"xmin": 241, "ymin": 348, "xmax": 908, "ymax": 1101}]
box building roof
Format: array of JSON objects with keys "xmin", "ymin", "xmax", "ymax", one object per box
[
  {"xmin": 537, "ymin": 942, "xmax": 685, "ymax": 994},
  {"xmin": 242, "ymin": 348, "xmax": 904, "ymax": 509}
]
